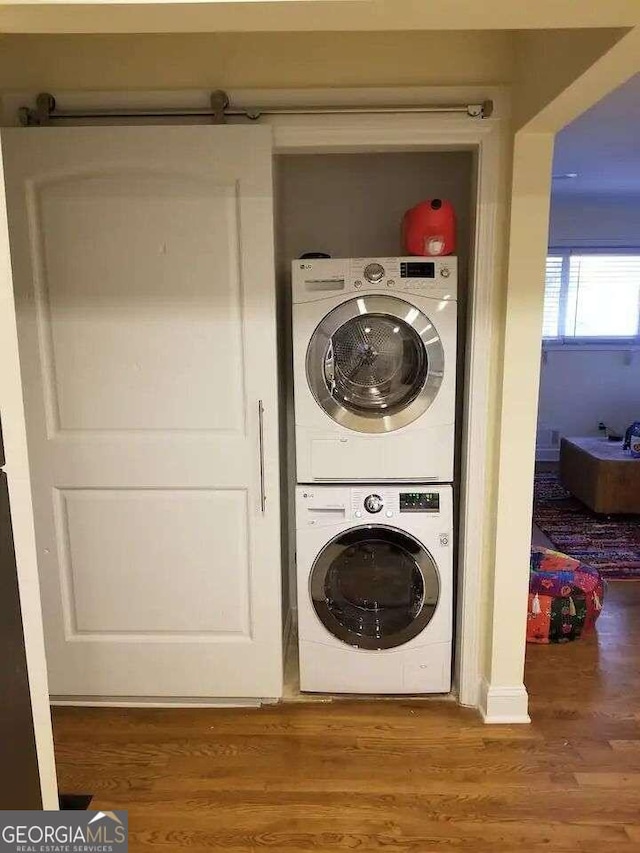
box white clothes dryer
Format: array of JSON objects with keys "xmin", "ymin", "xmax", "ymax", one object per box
[
  {"xmin": 292, "ymin": 257, "xmax": 457, "ymax": 483},
  {"xmin": 296, "ymin": 484, "xmax": 453, "ymax": 694}
]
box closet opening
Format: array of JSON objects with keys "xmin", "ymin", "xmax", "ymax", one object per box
[{"xmin": 274, "ymin": 149, "xmax": 477, "ymax": 700}]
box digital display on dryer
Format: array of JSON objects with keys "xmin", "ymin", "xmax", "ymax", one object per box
[
  {"xmin": 400, "ymin": 262, "xmax": 435, "ymax": 279},
  {"xmin": 400, "ymin": 492, "xmax": 440, "ymax": 513}
]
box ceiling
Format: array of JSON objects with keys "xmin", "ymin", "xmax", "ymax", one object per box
[{"xmin": 553, "ymin": 72, "xmax": 640, "ymax": 196}]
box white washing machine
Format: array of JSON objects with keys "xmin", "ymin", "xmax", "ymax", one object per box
[
  {"xmin": 292, "ymin": 257, "xmax": 457, "ymax": 483},
  {"xmin": 296, "ymin": 484, "xmax": 452, "ymax": 694}
]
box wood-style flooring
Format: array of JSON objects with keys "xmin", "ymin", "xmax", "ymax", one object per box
[{"xmin": 53, "ymin": 582, "xmax": 640, "ymax": 851}]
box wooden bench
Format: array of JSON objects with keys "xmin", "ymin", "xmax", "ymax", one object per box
[{"xmin": 559, "ymin": 436, "xmax": 640, "ymax": 515}]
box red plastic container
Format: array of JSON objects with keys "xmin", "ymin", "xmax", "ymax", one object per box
[{"xmin": 402, "ymin": 199, "xmax": 456, "ymax": 256}]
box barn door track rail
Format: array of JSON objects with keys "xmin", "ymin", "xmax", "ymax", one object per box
[{"xmin": 18, "ymin": 91, "xmax": 494, "ymax": 126}]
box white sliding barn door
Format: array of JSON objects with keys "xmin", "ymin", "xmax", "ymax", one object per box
[{"xmin": 1, "ymin": 126, "xmax": 282, "ymax": 699}]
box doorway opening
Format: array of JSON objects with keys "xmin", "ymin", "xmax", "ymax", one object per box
[{"xmin": 526, "ymin": 73, "xmax": 640, "ymax": 714}]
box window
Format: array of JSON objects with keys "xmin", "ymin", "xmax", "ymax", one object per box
[{"xmin": 543, "ymin": 250, "xmax": 640, "ymax": 342}]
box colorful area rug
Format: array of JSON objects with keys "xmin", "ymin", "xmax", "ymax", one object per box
[{"xmin": 533, "ymin": 472, "xmax": 640, "ymax": 580}]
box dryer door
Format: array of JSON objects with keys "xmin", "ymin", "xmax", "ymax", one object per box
[
  {"xmin": 309, "ymin": 525, "xmax": 440, "ymax": 650},
  {"xmin": 306, "ymin": 295, "xmax": 444, "ymax": 434}
]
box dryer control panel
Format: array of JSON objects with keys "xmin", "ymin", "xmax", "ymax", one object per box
[{"xmin": 292, "ymin": 257, "xmax": 457, "ymax": 303}]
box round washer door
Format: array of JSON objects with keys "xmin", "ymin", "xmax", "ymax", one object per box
[
  {"xmin": 309, "ymin": 525, "xmax": 440, "ymax": 650},
  {"xmin": 306, "ymin": 295, "xmax": 444, "ymax": 434}
]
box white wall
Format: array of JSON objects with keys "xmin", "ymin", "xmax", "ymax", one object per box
[
  {"xmin": 549, "ymin": 192, "xmax": 640, "ymax": 247},
  {"xmin": 0, "ymin": 32, "xmax": 514, "ymax": 90},
  {"xmin": 537, "ymin": 192, "xmax": 640, "ymax": 457},
  {"xmin": 276, "ymin": 151, "xmax": 473, "ymax": 272},
  {"xmin": 538, "ymin": 347, "xmax": 640, "ymax": 441}
]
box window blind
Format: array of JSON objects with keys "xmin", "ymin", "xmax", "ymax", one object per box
[
  {"xmin": 542, "ymin": 255, "xmax": 564, "ymax": 338},
  {"xmin": 543, "ymin": 250, "xmax": 640, "ymax": 341}
]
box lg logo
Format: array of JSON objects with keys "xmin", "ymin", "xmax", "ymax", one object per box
[{"xmin": 299, "ymin": 263, "xmax": 312, "ymax": 270}]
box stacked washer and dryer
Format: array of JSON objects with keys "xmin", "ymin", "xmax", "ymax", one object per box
[{"xmin": 291, "ymin": 257, "xmax": 458, "ymax": 694}]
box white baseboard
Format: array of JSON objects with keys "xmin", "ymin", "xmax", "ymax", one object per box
[
  {"xmin": 50, "ymin": 696, "xmax": 264, "ymax": 709},
  {"xmin": 478, "ymin": 678, "xmax": 531, "ymax": 724},
  {"xmin": 535, "ymin": 447, "xmax": 560, "ymax": 462}
]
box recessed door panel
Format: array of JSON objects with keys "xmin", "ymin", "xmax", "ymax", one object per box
[
  {"xmin": 58, "ymin": 488, "xmax": 250, "ymax": 637},
  {"xmin": 31, "ymin": 173, "xmax": 245, "ymax": 434}
]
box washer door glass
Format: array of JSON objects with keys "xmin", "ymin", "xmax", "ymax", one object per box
[
  {"xmin": 306, "ymin": 295, "xmax": 445, "ymax": 434},
  {"xmin": 310, "ymin": 526, "xmax": 440, "ymax": 650}
]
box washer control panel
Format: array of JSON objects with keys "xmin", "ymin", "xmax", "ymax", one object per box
[
  {"xmin": 297, "ymin": 486, "xmax": 448, "ymax": 528},
  {"xmin": 350, "ymin": 489, "xmax": 441, "ymax": 521}
]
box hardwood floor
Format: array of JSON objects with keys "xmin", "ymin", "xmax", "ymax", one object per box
[{"xmin": 53, "ymin": 583, "xmax": 640, "ymax": 851}]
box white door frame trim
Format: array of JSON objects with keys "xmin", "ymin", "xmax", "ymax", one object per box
[
  {"xmin": 0, "ymin": 142, "xmax": 58, "ymax": 807},
  {"xmin": 1, "ymin": 85, "xmax": 507, "ymax": 712},
  {"xmin": 267, "ymin": 105, "xmax": 505, "ymax": 709}
]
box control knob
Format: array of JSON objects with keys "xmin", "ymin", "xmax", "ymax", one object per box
[
  {"xmin": 364, "ymin": 494, "xmax": 384, "ymax": 514},
  {"xmin": 363, "ymin": 262, "xmax": 385, "ymax": 283}
]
